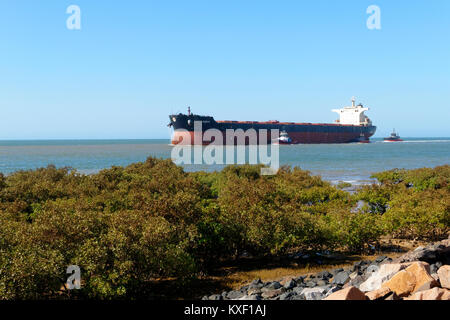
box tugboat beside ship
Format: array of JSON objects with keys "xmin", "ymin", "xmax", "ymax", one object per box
[
  {"xmin": 168, "ymin": 98, "xmax": 377, "ymax": 145},
  {"xmin": 276, "ymin": 131, "xmax": 293, "ymax": 144},
  {"xmin": 384, "ymin": 129, "xmax": 403, "ymax": 142}
]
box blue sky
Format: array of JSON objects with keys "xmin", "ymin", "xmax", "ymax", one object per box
[{"xmin": 0, "ymin": 0, "xmax": 449, "ymax": 139}]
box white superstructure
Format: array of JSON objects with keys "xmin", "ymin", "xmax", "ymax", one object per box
[{"xmin": 332, "ymin": 97, "xmax": 372, "ymax": 126}]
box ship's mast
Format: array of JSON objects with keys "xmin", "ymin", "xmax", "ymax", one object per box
[{"xmin": 188, "ymin": 106, "xmax": 191, "ymax": 116}]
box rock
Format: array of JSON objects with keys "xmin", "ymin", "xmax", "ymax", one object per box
[
  {"xmin": 323, "ymin": 286, "xmax": 367, "ymax": 300},
  {"xmin": 345, "ymin": 275, "xmax": 365, "ymax": 289},
  {"xmin": 250, "ymin": 278, "xmax": 262, "ymax": 286},
  {"xmin": 301, "ymin": 287, "xmax": 328, "ymax": 300},
  {"xmin": 306, "ymin": 280, "xmax": 317, "ymax": 288},
  {"xmin": 261, "ymin": 288, "xmax": 284, "ymax": 299},
  {"xmin": 324, "ymin": 286, "xmax": 341, "ymax": 297},
  {"xmin": 331, "ymin": 268, "xmax": 344, "ymax": 276},
  {"xmin": 293, "ymin": 287, "xmax": 304, "ymax": 295},
  {"xmin": 375, "ymin": 256, "xmax": 388, "ymax": 263},
  {"xmin": 437, "ymin": 265, "xmax": 450, "ymax": 289},
  {"xmin": 317, "ymin": 270, "xmax": 332, "ymax": 280},
  {"xmin": 353, "ymin": 261, "xmax": 364, "ymax": 270},
  {"xmin": 266, "ymin": 281, "xmax": 282, "ymax": 290},
  {"xmin": 248, "ymin": 283, "xmax": 264, "ymax": 290},
  {"xmin": 404, "ymin": 287, "xmax": 450, "ymax": 300},
  {"xmin": 430, "ymin": 264, "xmax": 438, "ymax": 274},
  {"xmin": 384, "ymin": 257, "xmax": 393, "ymax": 263},
  {"xmin": 381, "ymin": 262, "xmax": 437, "ymax": 297},
  {"xmin": 316, "ymin": 280, "xmax": 328, "ymax": 287},
  {"xmin": 208, "ymin": 294, "xmax": 223, "ymax": 300},
  {"xmin": 247, "ymin": 288, "xmax": 262, "ymax": 296},
  {"xmin": 248, "ymin": 279, "xmax": 264, "ymax": 290},
  {"xmin": 282, "ymin": 279, "xmax": 296, "ymax": 290},
  {"xmin": 279, "ymin": 292, "xmax": 294, "ymax": 300},
  {"xmin": 333, "ymin": 271, "xmax": 350, "ymax": 286},
  {"xmin": 359, "ymin": 263, "xmax": 409, "ymax": 292},
  {"xmin": 381, "ymin": 270, "xmax": 416, "ymax": 297},
  {"xmin": 392, "ymin": 239, "xmax": 450, "ymax": 265},
  {"xmin": 365, "ymin": 287, "xmax": 392, "ymax": 300},
  {"xmin": 366, "ymin": 264, "xmax": 379, "ymax": 274},
  {"xmin": 227, "ymin": 290, "xmax": 245, "ymax": 300},
  {"xmin": 407, "ymin": 261, "xmax": 439, "ymax": 292}
]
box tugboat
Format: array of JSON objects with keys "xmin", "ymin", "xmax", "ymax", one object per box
[
  {"xmin": 276, "ymin": 131, "xmax": 292, "ymax": 144},
  {"xmin": 384, "ymin": 129, "xmax": 403, "ymax": 142}
]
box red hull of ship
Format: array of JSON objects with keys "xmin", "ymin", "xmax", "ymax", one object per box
[{"xmin": 171, "ymin": 131, "xmax": 374, "ymax": 145}]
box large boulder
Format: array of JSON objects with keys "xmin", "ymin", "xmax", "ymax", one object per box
[
  {"xmin": 381, "ymin": 270, "xmax": 416, "ymax": 297},
  {"xmin": 404, "ymin": 287, "xmax": 450, "ymax": 300},
  {"xmin": 437, "ymin": 265, "xmax": 450, "ymax": 289},
  {"xmin": 406, "ymin": 261, "xmax": 438, "ymax": 292},
  {"xmin": 381, "ymin": 262, "xmax": 438, "ymax": 297},
  {"xmin": 359, "ymin": 263, "xmax": 409, "ymax": 292},
  {"xmin": 323, "ymin": 286, "xmax": 367, "ymax": 300}
]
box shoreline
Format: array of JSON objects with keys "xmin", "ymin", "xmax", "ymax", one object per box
[{"xmin": 200, "ymin": 237, "xmax": 449, "ymax": 301}]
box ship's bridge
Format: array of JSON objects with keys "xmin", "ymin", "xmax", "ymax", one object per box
[{"xmin": 332, "ymin": 98, "xmax": 372, "ymax": 126}]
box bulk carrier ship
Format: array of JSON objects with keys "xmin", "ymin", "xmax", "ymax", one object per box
[{"xmin": 168, "ymin": 98, "xmax": 376, "ymax": 145}]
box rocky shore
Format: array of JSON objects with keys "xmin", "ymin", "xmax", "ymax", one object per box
[{"xmin": 202, "ymin": 237, "xmax": 450, "ymax": 300}]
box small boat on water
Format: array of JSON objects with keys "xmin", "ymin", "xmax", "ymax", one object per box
[
  {"xmin": 384, "ymin": 129, "xmax": 403, "ymax": 142},
  {"xmin": 276, "ymin": 131, "xmax": 292, "ymax": 144}
]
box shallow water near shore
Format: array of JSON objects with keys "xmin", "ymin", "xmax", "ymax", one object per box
[{"xmin": 0, "ymin": 138, "xmax": 449, "ymax": 183}]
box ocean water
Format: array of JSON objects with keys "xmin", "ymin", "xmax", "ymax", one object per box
[{"xmin": 0, "ymin": 138, "xmax": 449, "ymax": 184}]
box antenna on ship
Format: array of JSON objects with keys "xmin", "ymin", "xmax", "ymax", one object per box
[
  {"xmin": 351, "ymin": 97, "xmax": 356, "ymax": 107},
  {"xmin": 188, "ymin": 106, "xmax": 191, "ymax": 116}
]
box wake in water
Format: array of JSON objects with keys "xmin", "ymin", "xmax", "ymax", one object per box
[{"xmin": 376, "ymin": 139, "xmax": 450, "ymax": 143}]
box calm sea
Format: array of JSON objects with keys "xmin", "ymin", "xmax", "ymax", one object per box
[{"xmin": 0, "ymin": 138, "xmax": 449, "ymax": 184}]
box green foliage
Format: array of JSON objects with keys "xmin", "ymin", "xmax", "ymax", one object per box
[
  {"xmin": 0, "ymin": 159, "xmax": 448, "ymax": 299},
  {"xmin": 336, "ymin": 181, "xmax": 352, "ymax": 189},
  {"xmin": 371, "ymin": 165, "xmax": 450, "ymax": 191},
  {"xmin": 380, "ymin": 188, "xmax": 449, "ymax": 240}
]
